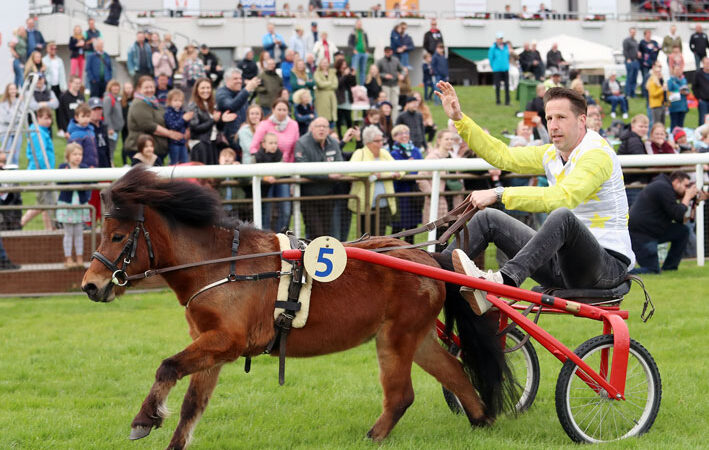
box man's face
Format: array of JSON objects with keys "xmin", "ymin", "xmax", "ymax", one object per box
[
  {"xmin": 311, "ymin": 119, "xmax": 329, "ymax": 142},
  {"xmin": 384, "ymin": 48, "xmax": 393, "ymax": 57},
  {"xmin": 545, "ymin": 98, "xmax": 586, "ymax": 154},
  {"xmin": 227, "ymin": 72, "xmax": 242, "ymax": 91},
  {"xmin": 630, "ymin": 28, "xmax": 636, "ymax": 38},
  {"xmin": 137, "ymin": 32, "xmax": 145, "ymax": 43},
  {"xmin": 431, "ymin": 19, "xmax": 437, "ymax": 29},
  {"xmin": 157, "ymin": 76, "xmax": 169, "ymax": 89},
  {"xmin": 355, "ymin": 20, "xmax": 362, "ymax": 30},
  {"xmin": 89, "ymin": 19, "xmax": 95, "ymax": 29},
  {"xmin": 48, "ymin": 44, "xmax": 57, "ymax": 56},
  {"xmin": 26, "ymin": 18, "xmax": 34, "ymax": 29},
  {"xmin": 265, "ymin": 58, "xmax": 276, "ymax": 71},
  {"xmin": 671, "ymin": 25, "xmax": 676, "ymax": 34},
  {"xmin": 95, "ymin": 41, "xmax": 103, "ymax": 53},
  {"xmin": 631, "ymin": 120, "xmax": 649, "ymax": 138},
  {"xmin": 672, "ymin": 178, "xmax": 691, "ymax": 197},
  {"xmin": 696, "ymin": 25, "xmax": 702, "ymax": 34},
  {"xmin": 70, "ymin": 78, "xmax": 82, "ymax": 93},
  {"xmin": 644, "ymin": 30, "xmax": 651, "ymax": 40},
  {"xmin": 90, "ymin": 108, "xmax": 103, "ymax": 122},
  {"xmin": 267, "ymin": 23, "xmax": 275, "ymax": 34}
]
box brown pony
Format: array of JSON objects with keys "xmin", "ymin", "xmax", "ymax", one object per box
[{"xmin": 81, "ymin": 167, "xmax": 513, "ymax": 450}]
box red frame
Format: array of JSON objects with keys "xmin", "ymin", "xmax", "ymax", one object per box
[{"xmin": 282, "ymin": 247, "xmax": 630, "ymax": 400}]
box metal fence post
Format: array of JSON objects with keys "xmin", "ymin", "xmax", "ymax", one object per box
[
  {"xmin": 293, "ymin": 176, "xmax": 302, "ymax": 238},
  {"xmin": 696, "ymin": 163, "xmax": 705, "ymax": 267},
  {"xmin": 427, "ymin": 171, "xmax": 441, "ymax": 252},
  {"xmin": 252, "ymin": 176, "xmax": 262, "ymax": 229}
]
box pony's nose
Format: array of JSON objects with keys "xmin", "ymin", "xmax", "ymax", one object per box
[{"xmin": 82, "ymin": 282, "xmax": 98, "ymax": 298}]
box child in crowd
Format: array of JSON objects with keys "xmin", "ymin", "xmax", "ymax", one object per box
[
  {"xmin": 20, "ymin": 106, "xmax": 56, "ymax": 230},
  {"xmin": 88, "ymin": 97, "xmax": 111, "ymax": 168},
  {"xmin": 217, "ymin": 147, "xmax": 247, "ymax": 219},
  {"xmin": 57, "ymin": 143, "xmax": 90, "ymax": 268},
  {"xmin": 672, "ymin": 128, "xmax": 693, "ymax": 153},
  {"xmin": 293, "ymin": 88, "xmax": 315, "ymax": 136},
  {"xmin": 389, "ymin": 124, "xmax": 424, "ymax": 242},
  {"xmin": 422, "ymin": 52, "xmax": 434, "ymax": 102},
  {"xmin": 254, "ymin": 132, "xmax": 289, "ymax": 232},
  {"xmin": 237, "ymin": 104, "xmax": 263, "ymax": 164},
  {"xmin": 131, "ymin": 134, "xmax": 162, "ymax": 167},
  {"xmin": 68, "ymin": 103, "xmax": 99, "ymax": 168},
  {"xmin": 164, "ymin": 89, "xmax": 193, "ymax": 165},
  {"xmin": 103, "ymin": 80, "xmax": 124, "ymax": 163}
]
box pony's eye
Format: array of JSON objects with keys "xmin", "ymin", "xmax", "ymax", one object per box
[{"xmin": 111, "ymin": 234, "xmax": 125, "ymax": 242}]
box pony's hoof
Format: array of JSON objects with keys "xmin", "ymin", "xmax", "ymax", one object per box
[{"xmin": 129, "ymin": 425, "xmax": 153, "ymax": 440}]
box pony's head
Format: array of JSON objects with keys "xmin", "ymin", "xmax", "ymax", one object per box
[{"xmin": 81, "ymin": 166, "xmax": 223, "ymax": 302}]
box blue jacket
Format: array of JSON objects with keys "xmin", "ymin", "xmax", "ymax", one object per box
[
  {"xmin": 431, "ymin": 52, "xmax": 449, "ymax": 79},
  {"xmin": 215, "ymin": 86, "xmax": 251, "ymax": 147},
  {"xmin": 488, "ymin": 42, "xmax": 510, "ymax": 73},
  {"xmin": 26, "ymin": 29, "xmax": 45, "ymax": 57},
  {"xmin": 86, "ymin": 51, "xmax": 113, "ymax": 84},
  {"xmin": 68, "ymin": 120, "xmax": 99, "ymax": 168},
  {"xmin": 58, "ymin": 162, "xmax": 90, "ymax": 204},
  {"xmin": 164, "ymin": 106, "xmax": 187, "ymax": 144},
  {"xmin": 25, "ymin": 124, "xmax": 55, "ymax": 170},
  {"xmin": 126, "ymin": 41, "xmax": 153, "ymax": 75},
  {"xmin": 668, "ymin": 76, "xmax": 688, "ymax": 113},
  {"xmin": 390, "ymin": 30, "xmax": 414, "ymax": 57},
  {"xmin": 638, "ymin": 39, "xmax": 660, "ymax": 68},
  {"xmin": 262, "ymin": 33, "xmax": 286, "ymax": 59}
]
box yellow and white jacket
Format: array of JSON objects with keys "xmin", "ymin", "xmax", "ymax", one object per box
[{"xmin": 455, "ymin": 114, "xmax": 635, "ymax": 267}]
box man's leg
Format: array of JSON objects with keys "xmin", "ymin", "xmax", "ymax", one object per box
[
  {"xmin": 660, "ymin": 222, "xmax": 690, "ymax": 271},
  {"xmin": 641, "ymin": 66, "xmax": 650, "ymax": 98},
  {"xmin": 492, "ymin": 72, "xmax": 501, "ymax": 105},
  {"xmin": 624, "ymin": 62, "xmax": 633, "ymax": 97},
  {"xmin": 630, "ymin": 231, "xmax": 660, "ymax": 274},
  {"xmin": 698, "ymin": 99, "xmax": 709, "ymax": 126},
  {"xmin": 503, "ymin": 71, "xmax": 510, "ymax": 105}
]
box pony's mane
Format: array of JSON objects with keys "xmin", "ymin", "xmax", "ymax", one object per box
[{"xmin": 105, "ymin": 166, "xmax": 224, "ymax": 228}]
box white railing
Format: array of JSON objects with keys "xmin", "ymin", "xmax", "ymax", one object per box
[{"xmin": 2, "ymin": 152, "xmax": 707, "ymax": 264}]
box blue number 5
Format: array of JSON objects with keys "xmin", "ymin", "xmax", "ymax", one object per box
[{"xmin": 315, "ymin": 247, "xmax": 334, "ymax": 277}]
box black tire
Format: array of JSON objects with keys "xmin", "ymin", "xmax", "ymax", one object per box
[
  {"xmin": 442, "ymin": 328, "xmax": 540, "ymax": 414},
  {"xmin": 555, "ymin": 334, "xmax": 662, "ymax": 443}
]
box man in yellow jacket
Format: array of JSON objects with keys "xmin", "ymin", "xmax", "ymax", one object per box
[{"xmin": 435, "ymin": 81, "xmax": 635, "ymax": 315}]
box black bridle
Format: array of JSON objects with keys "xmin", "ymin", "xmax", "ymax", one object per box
[{"xmin": 91, "ymin": 204, "xmax": 156, "ymax": 287}]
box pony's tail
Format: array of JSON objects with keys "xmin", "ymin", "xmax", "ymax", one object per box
[{"xmin": 433, "ymin": 252, "xmax": 519, "ymax": 420}]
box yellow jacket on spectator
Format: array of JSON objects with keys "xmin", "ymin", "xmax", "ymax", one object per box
[
  {"xmin": 348, "ymin": 145, "xmax": 404, "ymax": 215},
  {"xmin": 646, "ymin": 75, "xmax": 665, "ymax": 109}
]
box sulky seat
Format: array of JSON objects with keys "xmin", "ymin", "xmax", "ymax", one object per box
[{"xmin": 531, "ymin": 280, "xmax": 631, "ymax": 305}]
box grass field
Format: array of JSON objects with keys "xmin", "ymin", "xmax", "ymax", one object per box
[{"xmin": 0, "ymin": 263, "xmax": 707, "ymax": 449}]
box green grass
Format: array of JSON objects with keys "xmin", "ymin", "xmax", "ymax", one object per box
[{"xmin": 0, "ymin": 263, "xmax": 707, "ymax": 449}]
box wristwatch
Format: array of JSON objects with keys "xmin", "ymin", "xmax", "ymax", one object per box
[{"xmin": 494, "ymin": 186, "xmax": 505, "ymax": 203}]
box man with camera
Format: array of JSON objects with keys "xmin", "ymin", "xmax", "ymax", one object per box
[{"xmin": 628, "ymin": 171, "xmax": 706, "ymax": 274}]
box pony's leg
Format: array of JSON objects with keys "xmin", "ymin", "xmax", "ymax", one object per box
[
  {"xmin": 166, "ymin": 365, "xmax": 223, "ymax": 450},
  {"xmin": 366, "ymin": 328, "xmax": 418, "ymax": 442},
  {"xmin": 413, "ymin": 331, "xmax": 491, "ymax": 426},
  {"xmin": 130, "ymin": 330, "xmax": 239, "ymax": 440}
]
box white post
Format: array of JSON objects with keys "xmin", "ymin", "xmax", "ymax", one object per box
[
  {"xmin": 293, "ymin": 176, "xmax": 302, "ymax": 238},
  {"xmin": 427, "ymin": 171, "xmax": 441, "ymax": 252},
  {"xmin": 252, "ymin": 176, "xmax": 262, "ymax": 229},
  {"xmin": 696, "ymin": 164, "xmax": 705, "ymax": 267}
]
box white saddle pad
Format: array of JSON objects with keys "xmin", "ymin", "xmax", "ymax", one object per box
[{"xmin": 273, "ymin": 233, "xmax": 313, "ymax": 328}]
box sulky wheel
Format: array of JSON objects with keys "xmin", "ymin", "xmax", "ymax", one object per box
[{"xmin": 555, "ymin": 334, "xmax": 662, "ymax": 443}]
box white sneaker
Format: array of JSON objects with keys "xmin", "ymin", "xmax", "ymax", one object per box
[
  {"xmin": 57, "ymin": 130, "xmax": 65, "ymax": 138},
  {"xmin": 622, "ymin": 113, "xmax": 628, "ymax": 119},
  {"xmin": 610, "ymin": 112, "xmax": 616, "ymax": 118},
  {"xmin": 451, "ymin": 249, "xmax": 503, "ymax": 315}
]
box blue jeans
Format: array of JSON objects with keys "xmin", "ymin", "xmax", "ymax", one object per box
[
  {"xmin": 669, "ymin": 111, "xmax": 686, "ymax": 130},
  {"xmin": 0, "ymin": 236, "xmax": 8, "ymax": 261},
  {"xmin": 4, "ymin": 134, "xmax": 23, "ymax": 166},
  {"xmin": 698, "ymin": 99, "xmax": 709, "ymax": 126},
  {"xmin": 433, "ymin": 76, "xmax": 446, "ymax": 105},
  {"xmin": 443, "ymin": 208, "xmax": 628, "ymax": 289},
  {"xmin": 168, "ymin": 142, "xmax": 189, "ymax": 165},
  {"xmin": 624, "ymin": 60, "xmax": 639, "ymax": 97},
  {"xmin": 630, "ymin": 224, "xmax": 689, "ymax": 274},
  {"xmin": 398, "ymin": 52, "xmax": 410, "ymax": 68},
  {"xmin": 351, "ymin": 52, "xmax": 368, "ymax": 85},
  {"xmin": 640, "ymin": 65, "xmax": 651, "ymax": 98},
  {"xmin": 424, "ymin": 81, "xmax": 434, "ymax": 101},
  {"xmin": 262, "ymin": 182, "xmax": 291, "ymax": 232},
  {"xmin": 13, "ymin": 59, "xmax": 24, "ymax": 87},
  {"xmin": 607, "ymin": 95, "xmax": 628, "ymax": 114}
]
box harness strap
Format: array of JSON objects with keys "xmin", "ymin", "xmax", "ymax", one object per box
[{"xmin": 184, "ymin": 271, "xmax": 284, "ymax": 309}]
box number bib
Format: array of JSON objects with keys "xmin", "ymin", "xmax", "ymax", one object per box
[{"xmin": 303, "ymin": 236, "xmax": 347, "ymax": 282}]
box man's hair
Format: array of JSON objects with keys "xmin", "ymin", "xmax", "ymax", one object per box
[
  {"xmin": 543, "ymin": 87, "xmax": 587, "ymax": 117},
  {"xmin": 669, "ymin": 171, "xmax": 690, "ymax": 182},
  {"xmin": 224, "ymin": 67, "xmax": 242, "ymax": 81},
  {"xmin": 36, "ymin": 106, "xmax": 52, "ymax": 119},
  {"xmin": 630, "ymin": 114, "xmax": 649, "ymax": 125},
  {"xmin": 262, "ymin": 132, "xmax": 278, "ymax": 143},
  {"xmin": 74, "ymin": 103, "xmax": 91, "ymax": 117},
  {"xmin": 167, "ymin": 89, "xmax": 184, "ymax": 103}
]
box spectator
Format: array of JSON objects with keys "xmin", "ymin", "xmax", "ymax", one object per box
[
  {"xmin": 127, "ymin": 31, "xmax": 153, "ymax": 84},
  {"xmin": 249, "ymin": 98, "xmax": 299, "ymax": 162},
  {"xmin": 294, "ymin": 117, "xmax": 343, "ymax": 238},
  {"xmin": 421, "ymin": 52, "xmax": 434, "ymax": 102},
  {"xmin": 290, "ymin": 58, "xmax": 315, "ymax": 97},
  {"xmin": 237, "ymin": 105, "xmax": 263, "ymax": 164},
  {"xmin": 673, "ymin": 128, "xmax": 693, "ymax": 153},
  {"xmin": 694, "ymin": 57, "xmax": 709, "ymax": 126},
  {"xmin": 23, "ymin": 50, "xmax": 45, "ymax": 78},
  {"xmin": 365, "ymin": 64, "xmax": 382, "ymax": 104},
  {"xmin": 304, "ymin": 52, "xmax": 317, "ymax": 74},
  {"xmin": 0, "ymin": 83, "xmax": 23, "ymax": 165},
  {"xmin": 646, "ymin": 63, "xmax": 667, "ymax": 126},
  {"xmin": 570, "ymin": 78, "xmax": 596, "ymax": 106},
  {"xmin": 84, "ymin": 18, "xmax": 101, "ymax": 54},
  {"xmin": 120, "ymin": 81, "xmax": 134, "ymax": 164},
  {"xmin": 238, "ymin": 48, "xmax": 259, "ymax": 81},
  {"xmin": 85, "ymin": 38, "xmax": 112, "ymax": 98},
  {"xmin": 520, "ymin": 5, "xmax": 533, "ymax": 19},
  {"xmin": 545, "ymin": 42, "xmax": 566, "ymax": 71},
  {"xmin": 389, "ymin": 123, "xmax": 423, "ymax": 241},
  {"xmin": 309, "ymin": 0, "xmax": 323, "ymax": 17},
  {"xmin": 68, "ymin": 103, "xmax": 98, "ymax": 168},
  {"xmin": 103, "ymin": 80, "xmax": 123, "ymax": 162},
  {"xmin": 639, "ymin": 30, "xmax": 660, "ymax": 98},
  {"xmin": 304, "ymin": 21, "xmax": 318, "ymax": 53},
  {"xmin": 152, "ymin": 41, "xmax": 177, "ymax": 81},
  {"xmin": 20, "ymin": 106, "xmax": 55, "ymax": 231},
  {"xmin": 290, "ymin": 24, "xmax": 308, "ymax": 60},
  {"xmin": 104, "ymin": 0, "xmax": 122, "ymax": 26},
  {"xmin": 519, "ymin": 41, "xmax": 544, "ymax": 81},
  {"xmin": 623, "ymin": 27, "xmax": 641, "ymax": 98},
  {"xmin": 629, "ymin": 171, "xmax": 699, "ymax": 274},
  {"xmin": 586, "ymin": 104, "xmax": 605, "ymax": 138},
  {"xmin": 29, "ymin": 75, "xmax": 59, "ymax": 116},
  {"xmin": 395, "ymin": 96, "xmax": 426, "ymax": 149},
  {"xmin": 602, "ymin": 73, "xmax": 629, "ymax": 119},
  {"xmin": 689, "ymin": 24, "xmax": 708, "ymax": 70},
  {"xmin": 618, "ymin": 114, "xmax": 650, "ymax": 206},
  {"xmin": 163, "ymin": 33, "xmax": 178, "ymax": 61},
  {"xmin": 390, "ymin": 22, "xmax": 414, "ymax": 68},
  {"xmin": 262, "ymin": 22, "xmax": 287, "ymax": 61},
  {"xmin": 131, "ymin": 134, "xmax": 161, "ymax": 167},
  {"xmin": 25, "ymin": 17, "xmax": 45, "ymax": 57},
  {"xmin": 281, "ymin": 49, "xmax": 296, "ymax": 92},
  {"xmin": 662, "ymin": 24, "xmax": 682, "ymax": 61},
  {"xmin": 488, "ymin": 32, "xmax": 510, "ymax": 106},
  {"xmin": 88, "ymin": 96, "xmax": 111, "ymax": 168},
  {"xmin": 423, "ymin": 18, "xmax": 444, "ymax": 56},
  {"xmin": 377, "ymin": 100, "xmax": 394, "ymax": 146},
  {"xmin": 347, "ymin": 19, "xmax": 370, "ymax": 86},
  {"xmin": 255, "ymin": 58, "xmax": 283, "ymax": 117},
  {"xmin": 199, "ymin": 44, "xmax": 223, "ymax": 87},
  {"xmin": 155, "ymin": 73, "xmax": 170, "ymax": 106},
  {"xmin": 502, "ymin": 4, "xmax": 517, "ymax": 19},
  {"xmin": 163, "ymin": 89, "xmax": 192, "ymax": 165},
  {"xmin": 376, "ymin": 47, "xmax": 404, "ymax": 122},
  {"xmin": 431, "ymin": 43, "xmax": 449, "ymax": 105},
  {"xmin": 542, "ymin": 68, "xmax": 563, "ymax": 89},
  {"xmin": 42, "ymin": 41, "xmax": 66, "ymax": 100},
  {"xmin": 9, "ymin": 27, "xmax": 27, "ymax": 87},
  {"xmin": 216, "ymin": 147, "xmax": 246, "ymax": 219},
  {"xmin": 149, "ymin": 32, "xmax": 160, "ymax": 52},
  {"xmin": 293, "ymin": 89, "xmax": 315, "ymax": 136},
  {"xmin": 348, "ymin": 125, "xmax": 402, "ymax": 235},
  {"xmin": 0, "ymin": 233, "xmax": 19, "ymax": 269},
  {"xmin": 525, "ymin": 83, "xmax": 547, "ymax": 127},
  {"xmin": 312, "ymin": 31, "xmax": 337, "ymax": 64},
  {"xmin": 180, "ymin": 44, "xmax": 207, "ymax": 93},
  {"xmin": 216, "ymin": 67, "xmax": 260, "ymax": 150},
  {"xmin": 646, "ymin": 123, "xmax": 675, "ymax": 154},
  {"xmin": 412, "ymin": 91, "xmax": 436, "ymax": 143},
  {"xmin": 68, "ymin": 25, "xmax": 85, "ymax": 81},
  {"xmin": 56, "ymin": 143, "xmax": 90, "ymax": 268},
  {"xmin": 335, "ymin": 59, "xmax": 356, "ymax": 137},
  {"xmin": 313, "ymin": 58, "xmax": 338, "ymax": 128},
  {"xmin": 125, "ymin": 76, "xmax": 177, "ymax": 162},
  {"xmin": 418, "ymin": 130, "xmax": 453, "ymax": 232},
  {"xmin": 254, "ymin": 131, "xmax": 290, "ymax": 231},
  {"xmin": 56, "ymin": 76, "xmax": 83, "ymax": 138},
  {"xmin": 668, "ymin": 65, "xmax": 690, "ymax": 129},
  {"xmin": 188, "ymin": 77, "xmax": 236, "ymax": 165},
  {"xmin": 667, "ymin": 44, "xmax": 684, "ymax": 73}
]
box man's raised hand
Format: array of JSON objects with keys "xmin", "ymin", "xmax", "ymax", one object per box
[{"xmin": 434, "ymin": 81, "xmax": 463, "ymax": 121}]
